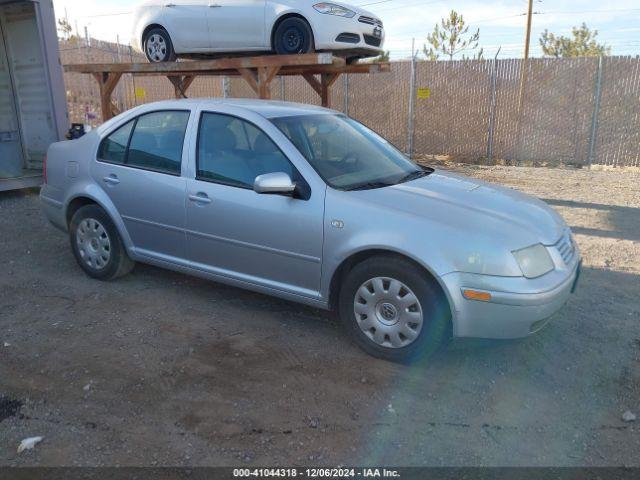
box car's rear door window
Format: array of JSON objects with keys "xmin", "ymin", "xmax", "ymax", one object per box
[{"xmin": 127, "ymin": 111, "xmax": 190, "ymax": 175}]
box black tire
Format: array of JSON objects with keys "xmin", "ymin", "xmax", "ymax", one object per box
[
  {"xmin": 143, "ymin": 27, "xmax": 177, "ymax": 63},
  {"xmin": 338, "ymin": 255, "xmax": 451, "ymax": 363},
  {"xmin": 69, "ymin": 205, "xmax": 135, "ymax": 281},
  {"xmin": 273, "ymin": 17, "xmax": 314, "ymax": 55}
]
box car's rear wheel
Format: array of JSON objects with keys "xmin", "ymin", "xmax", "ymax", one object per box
[
  {"xmin": 69, "ymin": 205, "xmax": 134, "ymax": 281},
  {"xmin": 338, "ymin": 256, "xmax": 450, "ymax": 363},
  {"xmin": 144, "ymin": 28, "xmax": 177, "ymax": 63},
  {"xmin": 273, "ymin": 17, "xmax": 314, "ymax": 55}
]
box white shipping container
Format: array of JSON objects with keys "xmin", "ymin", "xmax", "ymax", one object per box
[{"xmin": 0, "ymin": 0, "xmax": 67, "ymax": 191}]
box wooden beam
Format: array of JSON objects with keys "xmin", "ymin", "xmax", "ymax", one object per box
[
  {"xmin": 65, "ymin": 53, "xmax": 336, "ymax": 75},
  {"xmin": 303, "ymin": 72, "xmax": 340, "ymax": 107},
  {"xmin": 237, "ymin": 68, "xmax": 259, "ymax": 95},
  {"xmin": 92, "ymin": 72, "xmax": 122, "ymax": 121},
  {"xmin": 257, "ymin": 66, "xmax": 281, "ymax": 99},
  {"xmin": 302, "ymin": 73, "xmax": 322, "ymax": 97},
  {"xmin": 69, "ymin": 61, "xmax": 390, "ymax": 80},
  {"xmin": 167, "ymin": 75, "xmax": 196, "ymax": 98}
]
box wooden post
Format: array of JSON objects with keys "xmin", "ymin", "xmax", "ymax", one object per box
[
  {"xmin": 238, "ymin": 68, "xmax": 259, "ymax": 95},
  {"xmin": 238, "ymin": 67, "xmax": 280, "ymax": 99},
  {"xmin": 303, "ymin": 73, "xmax": 339, "ymax": 107},
  {"xmin": 257, "ymin": 66, "xmax": 280, "ymax": 99},
  {"xmin": 92, "ymin": 72, "xmax": 122, "ymax": 121},
  {"xmin": 167, "ymin": 75, "xmax": 196, "ymax": 99},
  {"xmin": 321, "ymin": 73, "xmax": 339, "ymax": 108}
]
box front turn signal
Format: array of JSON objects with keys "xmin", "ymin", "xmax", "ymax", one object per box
[{"xmin": 463, "ymin": 289, "xmax": 492, "ymax": 302}]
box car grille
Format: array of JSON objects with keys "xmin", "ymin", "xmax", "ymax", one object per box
[
  {"xmin": 358, "ymin": 16, "xmax": 383, "ymax": 27},
  {"xmin": 554, "ymin": 231, "xmax": 576, "ymax": 265},
  {"xmin": 363, "ymin": 34, "xmax": 382, "ymax": 47},
  {"xmin": 335, "ymin": 32, "xmax": 361, "ymax": 44}
]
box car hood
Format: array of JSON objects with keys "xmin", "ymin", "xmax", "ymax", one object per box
[{"xmin": 359, "ymin": 170, "xmax": 566, "ymax": 248}]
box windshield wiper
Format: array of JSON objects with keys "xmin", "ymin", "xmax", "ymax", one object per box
[
  {"xmin": 397, "ymin": 169, "xmax": 430, "ymax": 184},
  {"xmin": 345, "ymin": 181, "xmax": 394, "ymax": 191}
]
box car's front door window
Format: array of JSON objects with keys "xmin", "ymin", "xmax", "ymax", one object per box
[{"xmin": 197, "ymin": 112, "xmax": 295, "ymax": 188}]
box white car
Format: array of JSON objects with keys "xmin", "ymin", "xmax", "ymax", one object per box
[{"xmin": 131, "ymin": 0, "xmax": 385, "ymax": 63}]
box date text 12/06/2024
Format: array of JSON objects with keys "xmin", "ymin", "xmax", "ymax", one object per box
[{"xmin": 233, "ymin": 468, "xmax": 401, "ymax": 478}]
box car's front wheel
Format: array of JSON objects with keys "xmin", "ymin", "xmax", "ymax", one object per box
[
  {"xmin": 69, "ymin": 205, "xmax": 135, "ymax": 281},
  {"xmin": 144, "ymin": 28, "xmax": 177, "ymax": 63},
  {"xmin": 273, "ymin": 17, "xmax": 314, "ymax": 55},
  {"xmin": 338, "ymin": 256, "xmax": 450, "ymax": 363}
]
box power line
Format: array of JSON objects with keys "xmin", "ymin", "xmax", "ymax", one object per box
[{"xmin": 75, "ymin": 12, "xmax": 133, "ymax": 18}]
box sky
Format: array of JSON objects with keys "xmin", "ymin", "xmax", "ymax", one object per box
[{"xmin": 52, "ymin": 0, "xmax": 640, "ymax": 59}]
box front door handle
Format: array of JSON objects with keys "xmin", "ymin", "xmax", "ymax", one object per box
[
  {"xmin": 209, "ymin": 3, "xmax": 222, "ymax": 7},
  {"xmin": 103, "ymin": 175, "xmax": 120, "ymax": 186},
  {"xmin": 188, "ymin": 193, "xmax": 212, "ymax": 205}
]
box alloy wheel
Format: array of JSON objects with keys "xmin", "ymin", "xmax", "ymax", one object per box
[{"xmin": 147, "ymin": 34, "xmax": 167, "ymax": 62}]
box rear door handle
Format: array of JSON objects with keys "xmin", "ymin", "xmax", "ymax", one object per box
[
  {"xmin": 103, "ymin": 175, "xmax": 120, "ymax": 186},
  {"xmin": 209, "ymin": 3, "xmax": 222, "ymax": 7},
  {"xmin": 188, "ymin": 193, "xmax": 212, "ymax": 205}
]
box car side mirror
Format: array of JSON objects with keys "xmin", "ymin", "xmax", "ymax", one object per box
[{"xmin": 254, "ymin": 172, "xmax": 296, "ymax": 196}]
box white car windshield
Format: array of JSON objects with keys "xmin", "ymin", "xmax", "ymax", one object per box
[{"xmin": 271, "ymin": 114, "xmax": 430, "ymax": 190}]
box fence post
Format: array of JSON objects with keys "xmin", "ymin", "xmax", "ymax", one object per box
[
  {"xmin": 84, "ymin": 26, "xmax": 90, "ymax": 63},
  {"xmin": 115, "ymin": 36, "xmax": 125, "ymax": 111},
  {"xmin": 487, "ymin": 57, "xmax": 498, "ymax": 162},
  {"xmin": 407, "ymin": 53, "xmax": 417, "ymax": 159},
  {"xmin": 280, "ymin": 76, "xmax": 285, "ymax": 101},
  {"xmin": 129, "ymin": 46, "xmax": 138, "ymax": 107},
  {"xmin": 588, "ymin": 56, "xmax": 604, "ymax": 167},
  {"xmin": 222, "ymin": 77, "xmax": 230, "ymax": 98},
  {"xmin": 343, "ymin": 74, "xmax": 349, "ymax": 116}
]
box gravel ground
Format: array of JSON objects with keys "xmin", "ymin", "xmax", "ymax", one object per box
[{"xmin": 0, "ymin": 164, "xmax": 639, "ymax": 467}]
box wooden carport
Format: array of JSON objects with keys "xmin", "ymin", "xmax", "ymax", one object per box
[{"xmin": 64, "ymin": 53, "xmax": 390, "ymax": 122}]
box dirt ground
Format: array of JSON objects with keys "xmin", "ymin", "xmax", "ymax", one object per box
[{"xmin": 1, "ymin": 164, "xmax": 639, "ymax": 467}]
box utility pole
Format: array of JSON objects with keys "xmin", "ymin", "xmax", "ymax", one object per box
[
  {"xmin": 515, "ymin": 0, "xmax": 534, "ymax": 161},
  {"xmin": 523, "ymin": 0, "xmax": 534, "ymax": 61}
]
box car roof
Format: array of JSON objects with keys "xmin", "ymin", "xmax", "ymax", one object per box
[
  {"xmin": 139, "ymin": 98, "xmax": 338, "ymax": 119},
  {"xmin": 95, "ymin": 98, "xmax": 338, "ymax": 136}
]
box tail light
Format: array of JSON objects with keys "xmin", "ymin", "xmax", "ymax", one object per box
[{"xmin": 43, "ymin": 154, "xmax": 47, "ymax": 184}]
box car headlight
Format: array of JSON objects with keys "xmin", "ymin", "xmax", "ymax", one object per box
[
  {"xmin": 512, "ymin": 244, "xmax": 554, "ymax": 279},
  {"xmin": 313, "ymin": 2, "xmax": 356, "ymax": 18}
]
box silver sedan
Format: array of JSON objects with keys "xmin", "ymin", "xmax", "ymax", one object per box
[{"xmin": 40, "ymin": 99, "xmax": 581, "ymax": 362}]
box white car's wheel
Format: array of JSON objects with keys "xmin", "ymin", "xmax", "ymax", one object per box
[
  {"xmin": 273, "ymin": 17, "xmax": 314, "ymax": 55},
  {"xmin": 144, "ymin": 28, "xmax": 177, "ymax": 63}
]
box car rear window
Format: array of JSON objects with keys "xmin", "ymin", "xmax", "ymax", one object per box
[{"xmin": 98, "ymin": 120, "xmax": 134, "ymax": 165}]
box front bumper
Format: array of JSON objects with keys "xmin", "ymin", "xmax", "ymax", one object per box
[
  {"xmin": 441, "ymin": 256, "xmax": 581, "ymax": 339},
  {"xmin": 311, "ymin": 14, "xmax": 385, "ymax": 55}
]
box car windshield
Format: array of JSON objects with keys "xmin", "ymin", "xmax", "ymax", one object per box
[{"xmin": 271, "ymin": 114, "xmax": 430, "ymax": 190}]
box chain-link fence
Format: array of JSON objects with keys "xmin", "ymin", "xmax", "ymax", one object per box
[{"xmin": 61, "ymin": 37, "xmax": 640, "ymax": 167}]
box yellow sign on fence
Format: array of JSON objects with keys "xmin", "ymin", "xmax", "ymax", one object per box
[
  {"xmin": 417, "ymin": 87, "xmax": 431, "ymax": 99},
  {"xmin": 135, "ymin": 87, "xmax": 146, "ymax": 100}
]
